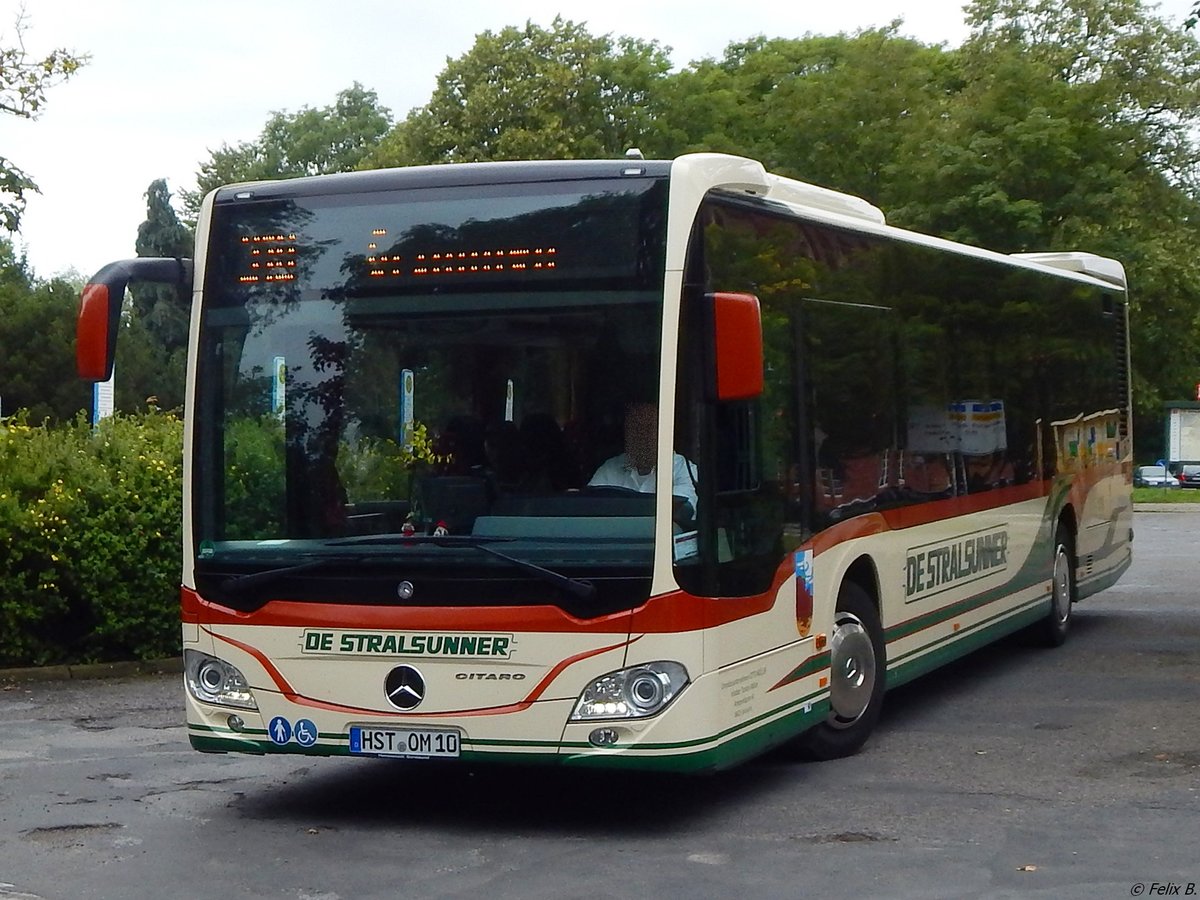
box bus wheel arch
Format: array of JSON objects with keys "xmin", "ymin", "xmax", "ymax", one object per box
[{"xmin": 797, "ymin": 564, "xmax": 886, "ymax": 761}]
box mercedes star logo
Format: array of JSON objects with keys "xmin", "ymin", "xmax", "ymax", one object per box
[{"xmin": 384, "ymin": 664, "xmax": 426, "ymax": 711}]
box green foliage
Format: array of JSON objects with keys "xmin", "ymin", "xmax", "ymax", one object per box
[
  {"xmin": 366, "ymin": 17, "xmax": 672, "ymax": 167},
  {"xmin": 0, "ymin": 412, "xmax": 445, "ymax": 666},
  {"xmin": 112, "ymin": 312, "xmax": 188, "ymax": 416},
  {"xmin": 0, "ymin": 239, "xmax": 90, "ymax": 422},
  {"xmin": 132, "ymin": 179, "xmax": 193, "ymax": 348},
  {"xmin": 337, "ymin": 423, "xmax": 443, "ymax": 502},
  {"xmin": 114, "ymin": 179, "xmax": 194, "ymax": 414},
  {"xmin": 632, "ymin": 3, "xmax": 1200, "ymax": 447},
  {"xmin": 891, "ymin": 0, "xmax": 1200, "ymax": 447},
  {"xmin": 182, "ymin": 83, "xmax": 391, "ymax": 218},
  {"xmin": 1, "ymin": 11, "xmax": 87, "ymax": 231},
  {"xmin": 222, "ymin": 415, "xmax": 286, "ymax": 539},
  {"xmin": 0, "ymin": 410, "xmax": 182, "ymax": 666},
  {"xmin": 1132, "ymin": 486, "xmax": 1200, "ymax": 502},
  {"xmin": 644, "ymin": 27, "xmax": 958, "ymax": 206}
]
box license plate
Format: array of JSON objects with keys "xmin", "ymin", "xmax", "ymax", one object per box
[{"xmin": 349, "ymin": 725, "xmax": 460, "ymax": 758}]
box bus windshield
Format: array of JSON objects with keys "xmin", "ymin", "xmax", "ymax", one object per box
[{"xmin": 192, "ymin": 175, "xmax": 670, "ymax": 613}]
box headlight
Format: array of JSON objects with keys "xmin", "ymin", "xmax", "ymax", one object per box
[
  {"xmin": 570, "ymin": 661, "xmax": 689, "ymax": 720},
  {"xmin": 185, "ymin": 650, "xmax": 258, "ymax": 710}
]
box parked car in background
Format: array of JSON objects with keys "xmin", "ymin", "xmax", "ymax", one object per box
[
  {"xmin": 1134, "ymin": 465, "xmax": 1181, "ymax": 488},
  {"xmin": 1174, "ymin": 464, "xmax": 1200, "ymax": 488}
]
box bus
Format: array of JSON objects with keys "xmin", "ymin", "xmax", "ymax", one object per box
[{"xmin": 77, "ymin": 153, "xmax": 1133, "ymax": 771}]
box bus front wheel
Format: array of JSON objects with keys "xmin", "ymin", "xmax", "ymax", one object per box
[{"xmin": 797, "ymin": 581, "xmax": 886, "ymax": 761}]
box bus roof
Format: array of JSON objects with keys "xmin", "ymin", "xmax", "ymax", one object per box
[
  {"xmin": 211, "ymin": 159, "xmax": 675, "ymax": 203},
  {"xmin": 1011, "ymin": 252, "xmax": 1127, "ymax": 289},
  {"xmin": 211, "ymin": 153, "xmax": 1125, "ymax": 292}
]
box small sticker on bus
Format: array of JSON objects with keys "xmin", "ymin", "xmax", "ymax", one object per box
[{"xmin": 794, "ymin": 549, "xmax": 814, "ymax": 595}]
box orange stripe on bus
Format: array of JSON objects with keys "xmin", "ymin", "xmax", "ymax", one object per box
[{"xmin": 182, "ymin": 471, "xmax": 1114, "ymax": 641}]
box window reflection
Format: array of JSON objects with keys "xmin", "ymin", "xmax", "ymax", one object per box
[{"xmin": 675, "ymin": 197, "xmax": 1127, "ymax": 597}]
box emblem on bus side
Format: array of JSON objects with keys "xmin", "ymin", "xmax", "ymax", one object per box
[{"xmin": 384, "ymin": 665, "xmax": 426, "ymax": 710}]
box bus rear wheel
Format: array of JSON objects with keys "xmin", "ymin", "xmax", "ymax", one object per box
[
  {"xmin": 797, "ymin": 581, "xmax": 886, "ymax": 761},
  {"xmin": 1035, "ymin": 524, "xmax": 1076, "ymax": 647}
]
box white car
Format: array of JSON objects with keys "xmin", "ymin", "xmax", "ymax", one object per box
[{"xmin": 1134, "ymin": 465, "xmax": 1180, "ymax": 488}]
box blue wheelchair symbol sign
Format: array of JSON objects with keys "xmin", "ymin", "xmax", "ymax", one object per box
[
  {"xmin": 294, "ymin": 719, "xmax": 318, "ymax": 747},
  {"xmin": 268, "ymin": 716, "xmax": 292, "ymax": 746}
]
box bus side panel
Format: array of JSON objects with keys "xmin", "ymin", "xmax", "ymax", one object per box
[
  {"xmin": 559, "ymin": 640, "xmax": 829, "ymax": 772},
  {"xmin": 560, "ymin": 574, "xmax": 828, "ymax": 772},
  {"xmin": 1074, "ymin": 469, "xmax": 1134, "ymax": 600},
  {"xmin": 811, "ymin": 493, "xmax": 1055, "ymax": 691}
]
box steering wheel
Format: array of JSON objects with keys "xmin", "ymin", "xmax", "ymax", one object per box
[{"xmin": 579, "ymin": 485, "xmax": 646, "ymax": 497}]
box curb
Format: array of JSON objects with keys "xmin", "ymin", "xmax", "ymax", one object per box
[{"xmin": 0, "ymin": 657, "xmax": 182, "ymax": 684}]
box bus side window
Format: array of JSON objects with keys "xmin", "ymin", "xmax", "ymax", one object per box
[{"xmin": 802, "ymin": 298, "xmax": 899, "ymax": 526}]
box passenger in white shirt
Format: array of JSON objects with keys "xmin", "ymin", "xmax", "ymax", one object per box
[{"xmin": 588, "ymin": 403, "xmax": 699, "ymax": 519}]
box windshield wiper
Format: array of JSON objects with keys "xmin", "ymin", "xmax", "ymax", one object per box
[
  {"xmin": 214, "ymin": 555, "xmax": 366, "ymax": 597},
  {"xmin": 210, "ymin": 537, "xmax": 596, "ymax": 602},
  {"xmin": 325, "ymin": 534, "xmax": 513, "ymax": 547},
  {"xmin": 327, "ymin": 535, "xmax": 595, "ymax": 600},
  {"xmin": 467, "ymin": 542, "xmax": 597, "ymax": 602},
  {"xmin": 326, "ymin": 535, "xmax": 592, "ymax": 600}
]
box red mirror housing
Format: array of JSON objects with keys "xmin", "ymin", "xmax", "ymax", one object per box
[
  {"xmin": 75, "ymin": 257, "xmax": 193, "ymax": 383},
  {"xmin": 76, "ymin": 282, "xmax": 118, "ymax": 382},
  {"xmin": 711, "ymin": 291, "xmax": 764, "ymax": 401}
]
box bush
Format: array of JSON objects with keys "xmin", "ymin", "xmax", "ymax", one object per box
[
  {"xmin": 0, "ymin": 410, "xmax": 182, "ymax": 666},
  {"xmin": 0, "ymin": 411, "xmax": 443, "ymax": 666}
]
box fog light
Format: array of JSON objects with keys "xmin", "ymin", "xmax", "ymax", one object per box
[
  {"xmin": 227, "ymin": 715, "xmax": 245, "ymax": 732},
  {"xmin": 589, "ymin": 728, "xmax": 619, "ymax": 747}
]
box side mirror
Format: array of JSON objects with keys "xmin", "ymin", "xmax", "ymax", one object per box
[
  {"xmin": 76, "ymin": 257, "xmax": 193, "ymax": 382},
  {"xmin": 710, "ymin": 291, "xmax": 764, "ymax": 401},
  {"xmin": 76, "ymin": 281, "xmax": 121, "ymax": 382}
]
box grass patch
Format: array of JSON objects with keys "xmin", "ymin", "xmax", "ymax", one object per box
[{"xmin": 1132, "ymin": 487, "xmax": 1200, "ymax": 503}]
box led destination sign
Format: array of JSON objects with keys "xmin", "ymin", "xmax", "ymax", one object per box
[
  {"xmin": 235, "ymin": 230, "xmax": 559, "ymax": 286},
  {"xmin": 209, "ymin": 176, "xmax": 668, "ymax": 297},
  {"xmin": 238, "ymin": 233, "xmax": 298, "ymax": 283},
  {"xmin": 367, "ymin": 244, "xmax": 557, "ymax": 280}
]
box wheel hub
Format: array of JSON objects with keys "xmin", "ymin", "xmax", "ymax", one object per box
[{"xmin": 828, "ymin": 614, "xmax": 876, "ymax": 727}]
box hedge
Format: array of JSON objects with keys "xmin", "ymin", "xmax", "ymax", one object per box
[
  {"xmin": 0, "ymin": 411, "xmax": 442, "ymax": 667},
  {"xmin": 0, "ymin": 411, "xmax": 183, "ymax": 666}
]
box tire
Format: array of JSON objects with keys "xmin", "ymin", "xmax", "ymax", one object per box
[
  {"xmin": 1036, "ymin": 524, "xmax": 1076, "ymax": 647},
  {"xmin": 797, "ymin": 580, "xmax": 886, "ymax": 761}
]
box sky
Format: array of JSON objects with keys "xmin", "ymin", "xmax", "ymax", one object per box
[{"xmin": 3, "ymin": 0, "xmax": 1196, "ymax": 280}]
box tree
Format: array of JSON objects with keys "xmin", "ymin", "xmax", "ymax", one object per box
[
  {"xmin": 132, "ymin": 180, "xmax": 192, "ymax": 349},
  {"xmin": 367, "ymin": 17, "xmax": 672, "ymax": 167},
  {"xmin": 643, "ymin": 27, "xmax": 958, "ymax": 207},
  {"xmin": 113, "ymin": 180, "xmax": 194, "ymax": 414},
  {"xmin": 183, "ymin": 83, "xmax": 391, "ymax": 218},
  {"xmin": 885, "ymin": 0, "xmax": 1200, "ymax": 454},
  {"xmin": 643, "ymin": 2, "xmax": 1199, "ymax": 454},
  {"xmin": 1, "ymin": 12, "xmax": 86, "ymax": 231},
  {"xmin": 0, "ymin": 239, "xmax": 88, "ymax": 421}
]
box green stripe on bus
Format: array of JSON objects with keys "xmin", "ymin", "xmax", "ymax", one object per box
[
  {"xmin": 886, "ymin": 598, "xmax": 1048, "ymax": 688},
  {"xmin": 188, "ymin": 689, "xmax": 832, "ymax": 773}
]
